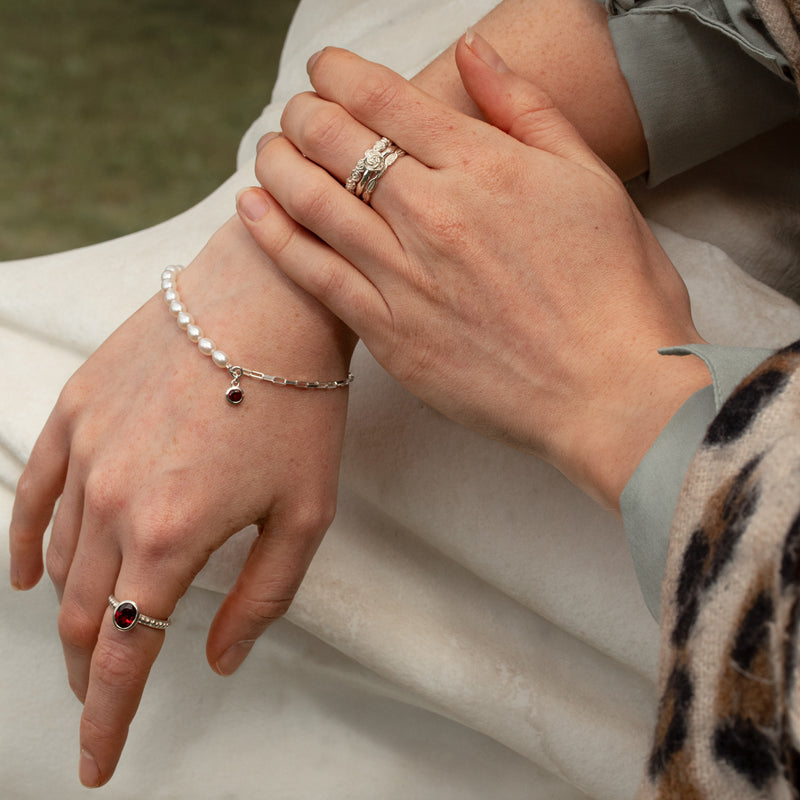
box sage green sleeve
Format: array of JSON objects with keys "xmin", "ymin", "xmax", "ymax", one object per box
[
  {"xmin": 603, "ymin": 0, "xmax": 799, "ymax": 184},
  {"xmin": 620, "ymin": 345, "xmax": 774, "ymax": 619}
]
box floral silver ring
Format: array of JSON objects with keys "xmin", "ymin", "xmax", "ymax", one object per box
[{"xmin": 345, "ymin": 135, "xmax": 404, "ymax": 205}]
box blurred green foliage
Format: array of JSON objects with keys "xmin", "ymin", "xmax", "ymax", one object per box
[{"xmin": 0, "ymin": 0, "xmax": 299, "ymax": 259}]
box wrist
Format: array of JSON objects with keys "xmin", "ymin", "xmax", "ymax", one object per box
[
  {"xmin": 411, "ymin": 0, "xmax": 647, "ymax": 179},
  {"xmin": 177, "ymin": 216, "xmax": 357, "ymax": 380},
  {"xmin": 568, "ymin": 346, "xmax": 712, "ymax": 514}
]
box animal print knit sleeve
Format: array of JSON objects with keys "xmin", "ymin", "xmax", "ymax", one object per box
[{"xmin": 638, "ymin": 339, "xmax": 800, "ymax": 798}]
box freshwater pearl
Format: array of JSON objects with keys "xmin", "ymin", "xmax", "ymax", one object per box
[
  {"xmin": 212, "ymin": 350, "xmax": 228, "ymax": 368},
  {"xmin": 198, "ymin": 337, "xmax": 215, "ymax": 356},
  {"xmin": 186, "ymin": 324, "xmax": 203, "ymax": 342},
  {"xmin": 163, "ymin": 289, "xmax": 178, "ymax": 305},
  {"xmin": 161, "ymin": 278, "xmax": 175, "ymax": 291},
  {"xmin": 176, "ymin": 311, "xmax": 193, "ymax": 330},
  {"xmin": 169, "ymin": 300, "xmax": 186, "ymax": 317}
]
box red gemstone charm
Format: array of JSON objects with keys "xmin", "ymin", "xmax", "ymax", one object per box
[
  {"xmin": 226, "ymin": 386, "xmax": 244, "ymax": 405},
  {"xmin": 113, "ymin": 601, "xmax": 139, "ymax": 631}
]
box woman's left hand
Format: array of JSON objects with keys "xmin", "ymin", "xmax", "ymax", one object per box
[{"xmin": 236, "ymin": 36, "xmax": 710, "ymax": 511}]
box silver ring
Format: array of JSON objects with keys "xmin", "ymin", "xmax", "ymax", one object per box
[
  {"xmin": 109, "ymin": 595, "xmax": 171, "ymax": 632},
  {"xmin": 345, "ymin": 136, "xmax": 404, "ymax": 204}
]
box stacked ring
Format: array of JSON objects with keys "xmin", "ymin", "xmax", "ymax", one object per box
[{"xmin": 346, "ymin": 136, "xmax": 404, "ymax": 204}]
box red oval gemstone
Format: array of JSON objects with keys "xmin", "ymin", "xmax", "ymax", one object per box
[
  {"xmin": 114, "ymin": 602, "xmax": 138, "ymax": 630},
  {"xmin": 226, "ymin": 387, "xmax": 244, "ymax": 405}
]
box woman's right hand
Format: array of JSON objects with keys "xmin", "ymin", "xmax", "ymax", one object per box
[{"xmin": 9, "ymin": 216, "xmax": 355, "ymax": 787}]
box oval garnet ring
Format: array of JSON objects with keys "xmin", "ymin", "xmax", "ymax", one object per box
[{"xmin": 109, "ymin": 595, "xmax": 171, "ymax": 631}]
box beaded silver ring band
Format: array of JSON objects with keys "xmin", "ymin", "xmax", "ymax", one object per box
[{"xmin": 161, "ymin": 266, "xmax": 354, "ymax": 405}]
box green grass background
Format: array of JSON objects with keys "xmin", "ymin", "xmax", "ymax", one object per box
[{"xmin": 0, "ymin": 0, "xmax": 300, "ymax": 260}]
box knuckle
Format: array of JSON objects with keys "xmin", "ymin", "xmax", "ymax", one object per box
[
  {"xmin": 58, "ymin": 603, "xmax": 97, "ymax": 653},
  {"xmin": 56, "ymin": 374, "xmax": 84, "ymax": 418},
  {"xmin": 509, "ymin": 105, "xmax": 558, "ymax": 140},
  {"xmin": 267, "ymin": 220, "xmax": 302, "ymax": 262},
  {"xmin": 304, "ymin": 497, "xmax": 337, "ymax": 536},
  {"xmin": 83, "ymin": 472, "xmax": 126, "ymax": 522},
  {"xmin": 350, "ymin": 72, "xmax": 401, "ymax": 119},
  {"xmin": 92, "ymin": 638, "xmax": 141, "ymax": 687},
  {"xmin": 287, "ymin": 496, "xmax": 338, "ymax": 541},
  {"xmin": 279, "ymin": 91, "xmax": 310, "ymax": 127},
  {"xmin": 303, "ymin": 103, "xmax": 350, "ymax": 151},
  {"xmin": 80, "ymin": 709, "xmax": 119, "ymax": 753},
  {"xmin": 307, "ymin": 254, "xmax": 347, "ymax": 300},
  {"xmin": 292, "ymin": 183, "xmax": 335, "ymax": 229},
  {"xmin": 46, "ymin": 542, "xmax": 70, "ymax": 587},
  {"xmin": 69, "ymin": 425, "xmax": 99, "ymax": 465},
  {"xmin": 12, "ymin": 469, "xmax": 37, "ymax": 511},
  {"xmin": 235, "ymin": 587, "xmax": 294, "ymax": 627},
  {"xmin": 56, "ymin": 373, "xmax": 94, "ymax": 430},
  {"xmin": 129, "ymin": 513, "xmax": 191, "ymax": 562},
  {"xmin": 253, "ymin": 126, "xmax": 287, "ymax": 180}
]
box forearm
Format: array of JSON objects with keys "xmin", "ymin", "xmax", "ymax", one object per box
[
  {"xmin": 412, "ymin": 0, "xmax": 648, "ymax": 179},
  {"xmin": 179, "ymin": 216, "xmax": 356, "ymax": 380}
]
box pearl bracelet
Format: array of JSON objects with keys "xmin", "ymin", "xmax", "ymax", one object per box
[{"xmin": 161, "ymin": 265, "xmax": 354, "ymax": 405}]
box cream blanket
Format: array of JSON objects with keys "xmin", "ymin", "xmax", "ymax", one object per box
[{"xmin": 2, "ymin": 1, "xmax": 799, "ymax": 797}]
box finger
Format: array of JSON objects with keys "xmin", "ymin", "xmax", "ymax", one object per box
[
  {"xmin": 306, "ymin": 47, "xmax": 482, "ymax": 167},
  {"xmin": 278, "ymin": 91, "xmax": 426, "ymax": 209},
  {"xmin": 70, "ymin": 472, "xmax": 188, "ymax": 786},
  {"xmin": 455, "ymin": 31, "xmax": 611, "ymax": 176},
  {"xmin": 78, "ymin": 570, "xmax": 175, "ymax": 787},
  {"xmin": 206, "ymin": 503, "xmax": 331, "ymax": 676},
  {"xmin": 57, "ymin": 505, "xmax": 121, "ymax": 703},
  {"xmin": 45, "ymin": 465, "xmax": 85, "ymax": 603},
  {"xmin": 236, "ymin": 186, "xmax": 389, "ymax": 336},
  {"xmin": 9, "ymin": 414, "xmax": 70, "ymax": 590},
  {"xmin": 253, "ymin": 134, "xmax": 400, "ymax": 277},
  {"xmin": 78, "ymin": 604, "xmax": 167, "ymax": 786}
]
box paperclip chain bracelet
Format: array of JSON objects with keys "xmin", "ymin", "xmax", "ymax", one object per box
[{"xmin": 161, "ymin": 265, "xmax": 354, "ymax": 405}]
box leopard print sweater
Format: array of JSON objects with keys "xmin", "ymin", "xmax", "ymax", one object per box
[
  {"xmin": 638, "ymin": 339, "xmax": 800, "ymax": 798},
  {"xmin": 752, "ymin": 0, "xmax": 800, "ymax": 88}
]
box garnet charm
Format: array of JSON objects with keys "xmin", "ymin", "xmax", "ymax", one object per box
[
  {"xmin": 226, "ymin": 366, "xmax": 244, "ymax": 405},
  {"xmin": 226, "ymin": 385, "xmax": 244, "ymax": 405}
]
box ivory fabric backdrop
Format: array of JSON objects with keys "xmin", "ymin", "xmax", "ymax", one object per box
[{"xmin": 2, "ymin": 0, "xmax": 800, "ymax": 797}]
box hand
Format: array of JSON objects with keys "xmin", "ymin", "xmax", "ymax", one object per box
[
  {"xmin": 236, "ymin": 36, "xmax": 710, "ymax": 510},
  {"xmin": 9, "ymin": 217, "xmax": 355, "ymax": 786}
]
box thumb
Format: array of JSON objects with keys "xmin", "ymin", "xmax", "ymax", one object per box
[{"xmin": 455, "ymin": 30, "xmax": 604, "ymax": 172}]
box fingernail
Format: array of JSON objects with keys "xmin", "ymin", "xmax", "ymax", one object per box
[
  {"xmin": 464, "ymin": 28, "xmax": 509, "ymax": 72},
  {"xmin": 79, "ymin": 748, "xmax": 101, "ymax": 788},
  {"xmin": 216, "ymin": 639, "xmax": 256, "ymax": 676},
  {"xmin": 236, "ymin": 188, "xmax": 270, "ymax": 222},
  {"xmin": 307, "ymin": 48, "xmax": 323, "ymax": 75},
  {"xmin": 256, "ymin": 131, "xmax": 280, "ymax": 154}
]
